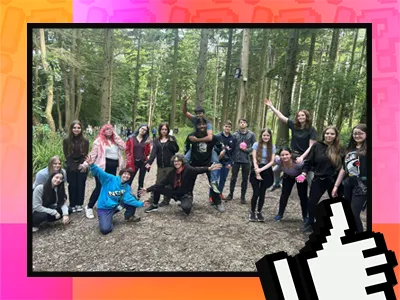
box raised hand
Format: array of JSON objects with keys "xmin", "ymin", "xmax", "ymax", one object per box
[
  {"xmin": 264, "ymin": 98, "xmax": 272, "ymax": 106},
  {"xmin": 85, "ymin": 155, "xmax": 95, "ymax": 166}
]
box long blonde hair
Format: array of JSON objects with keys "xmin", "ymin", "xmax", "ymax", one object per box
[{"xmin": 322, "ymin": 126, "xmax": 342, "ymax": 170}]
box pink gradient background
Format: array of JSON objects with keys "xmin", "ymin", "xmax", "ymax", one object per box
[{"xmin": 0, "ymin": 0, "xmax": 399, "ymax": 299}]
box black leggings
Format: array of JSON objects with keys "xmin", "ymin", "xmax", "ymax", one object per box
[
  {"xmin": 32, "ymin": 207, "xmax": 63, "ymax": 227},
  {"xmin": 278, "ymin": 174, "xmax": 308, "ymax": 219},
  {"xmin": 344, "ymin": 177, "xmax": 367, "ymax": 232},
  {"xmin": 307, "ymin": 176, "xmax": 335, "ymax": 225},
  {"xmin": 88, "ymin": 158, "xmax": 118, "ymax": 209},
  {"xmin": 249, "ymin": 166, "xmax": 273, "ymax": 213}
]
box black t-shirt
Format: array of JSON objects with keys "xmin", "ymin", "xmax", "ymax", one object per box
[
  {"xmin": 186, "ymin": 134, "xmax": 218, "ymax": 167},
  {"xmin": 342, "ymin": 150, "xmax": 367, "ymax": 178},
  {"xmin": 287, "ymin": 119, "xmax": 317, "ymax": 154}
]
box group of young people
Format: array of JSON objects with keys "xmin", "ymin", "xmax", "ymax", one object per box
[{"xmin": 32, "ymin": 96, "xmax": 368, "ymax": 235}]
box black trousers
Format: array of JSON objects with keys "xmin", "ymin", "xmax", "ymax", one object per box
[
  {"xmin": 249, "ymin": 166, "xmax": 273, "ymax": 213},
  {"xmin": 88, "ymin": 158, "xmax": 118, "ymax": 209},
  {"xmin": 229, "ymin": 162, "xmax": 251, "ymax": 198},
  {"xmin": 67, "ymin": 170, "xmax": 87, "ymax": 207},
  {"xmin": 129, "ymin": 159, "xmax": 147, "ymax": 193},
  {"xmin": 32, "ymin": 207, "xmax": 63, "ymax": 227},
  {"xmin": 278, "ymin": 174, "xmax": 308, "ymax": 219},
  {"xmin": 152, "ymin": 187, "xmax": 194, "ymax": 215},
  {"xmin": 343, "ymin": 177, "xmax": 367, "ymax": 232},
  {"xmin": 307, "ymin": 176, "xmax": 335, "ymax": 225}
]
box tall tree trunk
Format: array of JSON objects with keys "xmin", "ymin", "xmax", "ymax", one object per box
[
  {"xmin": 255, "ymin": 29, "xmax": 268, "ymax": 136},
  {"xmin": 70, "ymin": 29, "xmax": 76, "ymax": 121},
  {"xmin": 61, "ymin": 61, "xmax": 71, "ymax": 130},
  {"xmin": 56, "ymin": 88, "xmax": 62, "ymax": 131},
  {"xmin": 148, "ymin": 49, "xmax": 155, "ymax": 128},
  {"xmin": 271, "ymin": 77, "xmax": 280, "ymax": 134},
  {"xmin": 100, "ymin": 28, "xmax": 114, "ymax": 125},
  {"xmin": 132, "ymin": 29, "xmax": 141, "ymax": 129},
  {"xmin": 316, "ymin": 29, "xmax": 340, "ymax": 133},
  {"xmin": 263, "ymin": 42, "xmax": 274, "ymax": 129},
  {"xmin": 235, "ymin": 29, "xmax": 250, "ymax": 124},
  {"xmin": 300, "ymin": 30, "xmax": 316, "ymax": 109},
  {"xmin": 276, "ymin": 29, "xmax": 299, "ymax": 148},
  {"xmin": 350, "ymin": 32, "xmax": 366, "ymax": 128},
  {"xmin": 196, "ymin": 29, "xmax": 209, "ymax": 107},
  {"xmin": 292, "ymin": 62, "xmax": 303, "ymax": 112},
  {"xmin": 213, "ymin": 34, "xmax": 219, "ymax": 129},
  {"xmin": 337, "ymin": 29, "xmax": 359, "ymax": 131},
  {"xmin": 74, "ymin": 29, "xmax": 82, "ymax": 120},
  {"xmin": 222, "ymin": 28, "xmax": 233, "ymax": 123},
  {"xmin": 39, "ymin": 28, "xmax": 56, "ymax": 132},
  {"xmin": 169, "ymin": 28, "xmax": 179, "ymax": 129}
]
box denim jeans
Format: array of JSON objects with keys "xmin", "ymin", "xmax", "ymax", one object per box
[
  {"xmin": 97, "ymin": 203, "xmax": 137, "ymax": 235},
  {"xmin": 218, "ymin": 161, "xmax": 231, "ymax": 194}
]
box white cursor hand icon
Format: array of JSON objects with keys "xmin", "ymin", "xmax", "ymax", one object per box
[{"xmin": 256, "ymin": 197, "xmax": 398, "ymax": 300}]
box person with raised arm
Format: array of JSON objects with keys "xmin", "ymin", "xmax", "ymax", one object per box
[
  {"xmin": 264, "ymin": 98, "xmax": 317, "ymax": 191},
  {"xmin": 85, "ymin": 155, "xmax": 144, "ymax": 235}
]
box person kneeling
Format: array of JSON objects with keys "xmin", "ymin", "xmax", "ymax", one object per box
[
  {"xmin": 85, "ymin": 156, "xmax": 144, "ymax": 235},
  {"xmin": 32, "ymin": 171, "xmax": 70, "ymax": 232},
  {"xmin": 139, "ymin": 154, "xmax": 222, "ymax": 215}
]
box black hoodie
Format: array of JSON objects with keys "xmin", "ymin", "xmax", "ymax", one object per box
[{"xmin": 302, "ymin": 141, "xmax": 340, "ymax": 178}]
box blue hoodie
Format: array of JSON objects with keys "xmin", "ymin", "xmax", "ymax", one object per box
[{"xmin": 90, "ymin": 164, "xmax": 144, "ymax": 210}]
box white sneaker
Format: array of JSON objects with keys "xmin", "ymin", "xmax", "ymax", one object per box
[
  {"xmin": 85, "ymin": 206, "xmax": 94, "ymax": 219},
  {"xmin": 75, "ymin": 205, "xmax": 83, "ymax": 212},
  {"xmin": 32, "ymin": 227, "xmax": 39, "ymax": 232}
]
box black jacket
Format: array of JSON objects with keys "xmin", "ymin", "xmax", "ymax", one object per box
[
  {"xmin": 147, "ymin": 136, "xmax": 179, "ymax": 168},
  {"xmin": 146, "ymin": 165, "xmax": 209, "ymax": 195}
]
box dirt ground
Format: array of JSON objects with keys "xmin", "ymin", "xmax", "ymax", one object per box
[{"xmin": 32, "ymin": 164, "xmax": 367, "ymax": 272}]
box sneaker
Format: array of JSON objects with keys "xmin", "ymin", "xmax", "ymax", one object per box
[
  {"xmin": 220, "ymin": 194, "xmax": 225, "ymax": 200},
  {"xmin": 125, "ymin": 215, "xmax": 141, "ymax": 222},
  {"xmin": 269, "ymin": 183, "xmax": 282, "ymax": 192},
  {"xmin": 215, "ymin": 203, "xmax": 225, "ymax": 212},
  {"xmin": 303, "ymin": 224, "xmax": 313, "ymax": 233},
  {"xmin": 70, "ymin": 206, "xmax": 77, "ymax": 213},
  {"xmin": 257, "ymin": 212, "xmax": 265, "ymax": 222},
  {"xmin": 159, "ymin": 201, "xmax": 169, "ymax": 207},
  {"xmin": 274, "ymin": 215, "xmax": 283, "ymax": 222},
  {"xmin": 145, "ymin": 204, "xmax": 159, "ymax": 213},
  {"xmin": 240, "ymin": 196, "xmax": 246, "ymax": 204},
  {"xmin": 224, "ymin": 194, "xmax": 233, "ymax": 201},
  {"xmin": 75, "ymin": 205, "xmax": 83, "ymax": 212},
  {"xmin": 32, "ymin": 227, "xmax": 39, "ymax": 232},
  {"xmin": 209, "ymin": 196, "xmax": 215, "ymax": 206},
  {"xmin": 249, "ymin": 211, "xmax": 257, "ymax": 222},
  {"xmin": 85, "ymin": 206, "xmax": 95, "ymax": 219},
  {"xmin": 210, "ymin": 181, "xmax": 220, "ymax": 194}
]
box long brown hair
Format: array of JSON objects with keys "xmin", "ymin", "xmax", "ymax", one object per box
[
  {"xmin": 47, "ymin": 156, "xmax": 62, "ymax": 174},
  {"xmin": 66, "ymin": 120, "xmax": 87, "ymax": 156},
  {"xmin": 293, "ymin": 109, "xmax": 312, "ymax": 130},
  {"xmin": 322, "ymin": 126, "xmax": 342, "ymax": 170},
  {"xmin": 346, "ymin": 124, "xmax": 367, "ymax": 156},
  {"xmin": 256, "ymin": 128, "xmax": 273, "ymax": 164}
]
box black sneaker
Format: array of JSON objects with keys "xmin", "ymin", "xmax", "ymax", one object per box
[
  {"xmin": 224, "ymin": 194, "xmax": 233, "ymax": 201},
  {"xmin": 145, "ymin": 204, "xmax": 159, "ymax": 213},
  {"xmin": 303, "ymin": 224, "xmax": 313, "ymax": 233},
  {"xmin": 125, "ymin": 215, "xmax": 141, "ymax": 222},
  {"xmin": 240, "ymin": 196, "xmax": 246, "ymax": 204},
  {"xmin": 159, "ymin": 201, "xmax": 169, "ymax": 207},
  {"xmin": 257, "ymin": 212, "xmax": 265, "ymax": 222},
  {"xmin": 249, "ymin": 211, "xmax": 257, "ymax": 222}
]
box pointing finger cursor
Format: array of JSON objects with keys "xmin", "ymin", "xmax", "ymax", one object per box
[{"xmin": 256, "ymin": 197, "xmax": 398, "ymax": 300}]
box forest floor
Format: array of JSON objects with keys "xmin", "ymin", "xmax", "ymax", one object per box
[{"xmin": 32, "ymin": 163, "xmax": 366, "ymax": 272}]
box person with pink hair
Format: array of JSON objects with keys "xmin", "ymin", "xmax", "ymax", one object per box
[{"xmin": 83, "ymin": 124, "xmax": 126, "ymax": 219}]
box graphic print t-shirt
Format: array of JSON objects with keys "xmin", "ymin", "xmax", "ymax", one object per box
[{"xmin": 343, "ymin": 150, "xmax": 367, "ymax": 178}]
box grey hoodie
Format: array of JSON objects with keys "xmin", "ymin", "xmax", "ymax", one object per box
[
  {"xmin": 231, "ymin": 129, "xmax": 256, "ymax": 164},
  {"xmin": 32, "ymin": 185, "xmax": 69, "ymax": 216}
]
